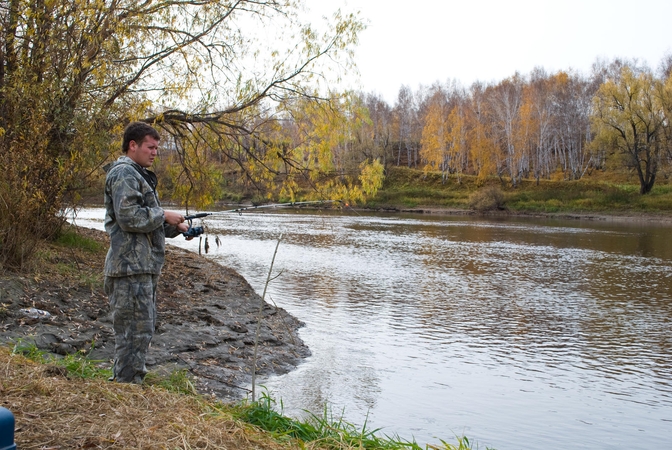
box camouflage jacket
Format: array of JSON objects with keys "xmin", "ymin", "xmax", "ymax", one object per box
[{"xmin": 103, "ymin": 155, "xmax": 180, "ymax": 277}]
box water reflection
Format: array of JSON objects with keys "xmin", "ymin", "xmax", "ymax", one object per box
[{"xmin": 71, "ymin": 209, "xmax": 672, "ymax": 449}]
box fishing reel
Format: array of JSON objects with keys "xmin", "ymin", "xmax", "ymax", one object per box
[
  {"xmin": 182, "ymin": 225, "xmax": 204, "ymax": 239},
  {"xmin": 182, "ymin": 213, "xmax": 209, "ymax": 239}
]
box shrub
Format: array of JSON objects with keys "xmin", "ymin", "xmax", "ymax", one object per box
[{"xmin": 469, "ymin": 186, "xmax": 506, "ymax": 211}]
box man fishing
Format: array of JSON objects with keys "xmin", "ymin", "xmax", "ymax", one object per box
[{"xmin": 103, "ymin": 122, "xmax": 189, "ymax": 383}]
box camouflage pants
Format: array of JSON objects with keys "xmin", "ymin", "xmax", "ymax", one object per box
[{"xmin": 104, "ymin": 274, "xmax": 158, "ymax": 383}]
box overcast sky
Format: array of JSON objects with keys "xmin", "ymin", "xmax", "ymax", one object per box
[{"xmin": 312, "ymin": 0, "xmax": 672, "ymax": 104}]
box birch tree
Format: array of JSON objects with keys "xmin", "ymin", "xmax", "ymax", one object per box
[
  {"xmin": 393, "ymin": 85, "xmax": 418, "ymax": 167},
  {"xmin": 486, "ymin": 74, "xmax": 525, "ymax": 186},
  {"xmin": 420, "ymin": 88, "xmax": 448, "ymax": 179},
  {"xmin": 364, "ymin": 92, "xmax": 393, "ymax": 166},
  {"xmin": 521, "ymin": 68, "xmax": 556, "ymax": 183},
  {"xmin": 446, "ymin": 103, "xmax": 468, "ymax": 182},
  {"xmin": 466, "ymin": 82, "xmax": 498, "ymax": 182},
  {"xmin": 554, "ymin": 71, "xmax": 596, "ymax": 180}
]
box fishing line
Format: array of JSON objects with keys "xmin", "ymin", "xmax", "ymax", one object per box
[{"xmin": 181, "ymin": 199, "xmax": 349, "ymax": 246}]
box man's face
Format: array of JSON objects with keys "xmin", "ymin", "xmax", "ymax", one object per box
[{"xmin": 128, "ymin": 136, "xmax": 159, "ymax": 168}]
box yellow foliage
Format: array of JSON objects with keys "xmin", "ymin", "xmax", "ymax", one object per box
[
  {"xmin": 359, "ymin": 159, "xmax": 385, "ymax": 196},
  {"xmin": 466, "ymin": 116, "xmax": 498, "ymax": 183},
  {"xmin": 420, "ymin": 94, "xmax": 447, "ymax": 175}
]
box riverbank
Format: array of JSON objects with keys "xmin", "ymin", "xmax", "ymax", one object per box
[
  {"xmin": 0, "ymin": 225, "xmax": 312, "ymax": 447},
  {"xmin": 364, "ymin": 166, "xmax": 672, "ymax": 223},
  {"xmin": 0, "ymin": 225, "xmax": 309, "ymax": 399},
  {"xmin": 362, "ymin": 204, "xmax": 672, "ymax": 224}
]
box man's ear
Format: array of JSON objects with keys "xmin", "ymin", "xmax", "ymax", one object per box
[{"xmin": 128, "ymin": 140, "xmax": 138, "ymax": 154}]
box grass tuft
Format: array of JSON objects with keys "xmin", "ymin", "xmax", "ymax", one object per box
[
  {"xmin": 55, "ymin": 228, "xmax": 104, "ymax": 252},
  {"xmin": 11, "ymin": 338, "xmax": 112, "ymax": 379},
  {"xmin": 1, "ymin": 346, "xmax": 285, "ymax": 449},
  {"xmin": 231, "ymin": 392, "xmax": 482, "ymax": 449},
  {"xmin": 144, "ymin": 368, "xmax": 199, "ymax": 395},
  {"xmin": 12, "ymin": 337, "xmax": 48, "ymax": 362},
  {"xmin": 60, "ymin": 351, "xmax": 113, "ymax": 380}
]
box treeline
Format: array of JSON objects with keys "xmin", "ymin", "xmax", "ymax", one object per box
[{"xmin": 345, "ymin": 57, "xmax": 672, "ymax": 194}]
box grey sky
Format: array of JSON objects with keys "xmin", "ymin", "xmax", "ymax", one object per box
[{"xmin": 313, "ymin": 0, "xmax": 672, "ymax": 103}]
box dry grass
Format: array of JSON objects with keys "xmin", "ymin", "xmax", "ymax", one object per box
[{"xmin": 0, "ymin": 348, "xmax": 294, "ymax": 449}]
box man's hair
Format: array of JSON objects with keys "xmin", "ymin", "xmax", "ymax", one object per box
[{"xmin": 122, "ymin": 122, "xmax": 160, "ymax": 153}]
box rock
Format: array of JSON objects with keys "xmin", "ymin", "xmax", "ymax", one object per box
[
  {"xmin": 228, "ymin": 322, "xmax": 248, "ymax": 333},
  {"xmin": 19, "ymin": 308, "xmax": 51, "ymax": 319}
]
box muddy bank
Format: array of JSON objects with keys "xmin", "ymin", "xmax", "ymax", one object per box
[{"xmin": 0, "ymin": 227, "xmax": 310, "ymax": 400}]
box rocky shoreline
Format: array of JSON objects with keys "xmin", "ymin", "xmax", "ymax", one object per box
[{"xmin": 0, "ymin": 227, "xmax": 310, "ymax": 400}]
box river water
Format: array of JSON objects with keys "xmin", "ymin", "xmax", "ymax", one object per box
[{"xmin": 73, "ymin": 208, "xmax": 672, "ymax": 449}]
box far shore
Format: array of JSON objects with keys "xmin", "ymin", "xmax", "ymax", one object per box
[{"xmin": 353, "ymin": 204, "xmax": 672, "ymax": 225}]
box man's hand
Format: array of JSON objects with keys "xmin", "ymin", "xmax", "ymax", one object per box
[{"xmin": 164, "ymin": 210, "xmax": 185, "ymax": 226}]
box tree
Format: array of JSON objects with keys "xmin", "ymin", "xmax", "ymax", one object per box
[
  {"xmin": 466, "ymin": 82, "xmax": 498, "ymax": 183},
  {"xmin": 445, "ymin": 103, "xmax": 468, "ymax": 182},
  {"xmin": 393, "ymin": 85, "xmax": 418, "ymax": 167},
  {"xmin": 363, "ymin": 92, "xmax": 392, "ymax": 166},
  {"xmin": 420, "ymin": 88, "xmax": 449, "ymax": 179},
  {"xmin": 0, "ymin": 0, "xmax": 367, "ymax": 268},
  {"xmin": 661, "ymin": 72, "xmax": 672, "ymax": 166},
  {"xmin": 486, "ymin": 74, "xmax": 526, "ymax": 186},
  {"xmin": 553, "ymin": 71, "xmax": 597, "ymax": 180},
  {"xmin": 520, "ymin": 68, "xmax": 555, "ymax": 183},
  {"xmin": 591, "ymin": 65, "xmax": 668, "ymax": 194}
]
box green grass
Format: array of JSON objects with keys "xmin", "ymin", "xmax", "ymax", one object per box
[
  {"xmin": 55, "ymin": 228, "xmax": 104, "ymax": 252},
  {"xmin": 11, "ymin": 338, "xmax": 112, "ymax": 379},
  {"xmin": 31, "ymin": 226, "xmax": 106, "ymax": 288},
  {"xmin": 59, "ymin": 350, "xmax": 113, "ymax": 379},
  {"xmin": 10, "ymin": 339, "xmax": 194, "ymax": 392},
  {"xmin": 144, "ymin": 368, "xmax": 199, "ymax": 395},
  {"xmin": 12, "ymin": 338, "xmax": 48, "ymax": 361},
  {"xmin": 230, "ymin": 392, "xmax": 486, "ymax": 450}
]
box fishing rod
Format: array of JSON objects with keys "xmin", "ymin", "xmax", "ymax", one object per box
[{"xmin": 182, "ymin": 199, "xmax": 343, "ymax": 238}]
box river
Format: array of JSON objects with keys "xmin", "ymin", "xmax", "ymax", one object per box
[{"xmin": 73, "ymin": 208, "xmax": 672, "ymax": 449}]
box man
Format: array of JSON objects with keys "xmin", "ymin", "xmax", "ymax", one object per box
[{"xmin": 103, "ymin": 122, "xmax": 189, "ymax": 383}]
